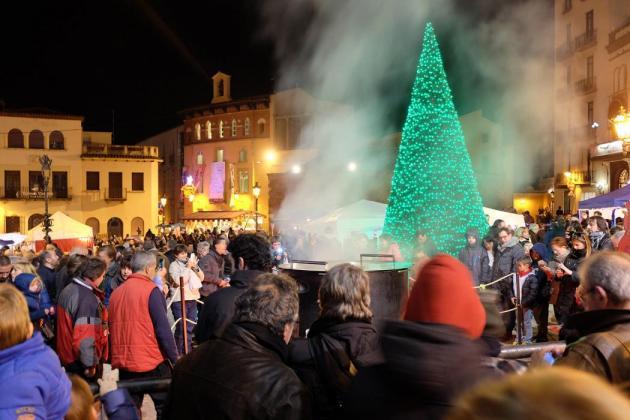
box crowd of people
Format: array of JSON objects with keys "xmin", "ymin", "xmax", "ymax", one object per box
[{"xmin": 0, "ymin": 206, "xmax": 629, "ymax": 419}]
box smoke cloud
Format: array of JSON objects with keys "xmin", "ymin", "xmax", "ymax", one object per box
[{"xmin": 259, "ymin": 0, "xmax": 553, "ymax": 225}]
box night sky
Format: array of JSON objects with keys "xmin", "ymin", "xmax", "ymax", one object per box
[{"xmin": 0, "ymin": 0, "xmax": 551, "ymax": 145}]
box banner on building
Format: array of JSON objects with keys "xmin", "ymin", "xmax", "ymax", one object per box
[{"xmin": 209, "ymin": 161, "xmax": 226, "ymax": 202}]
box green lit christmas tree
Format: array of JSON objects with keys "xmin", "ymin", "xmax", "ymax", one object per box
[{"xmin": 383, "ymin": 22, "xmax": 487, "ymax": 257}]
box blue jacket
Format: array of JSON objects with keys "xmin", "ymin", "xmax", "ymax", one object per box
[
  {"xmin": 0, "ymin": 332, "xmax": 71, "ymax": 419},
  {"xmin": 13, "ymin": 273, "xmax": 50, "ymax": 322}
]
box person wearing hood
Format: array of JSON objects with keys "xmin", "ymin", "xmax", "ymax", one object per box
[
  {"xmin": 588, "ymin": 216, "xmax": 614, "ymax": 252},
  {"xmin": 550, "ymin": 235, "xmax": 589, "ymax": 327},
  {"xmin": 458, "ymin": 228, "xmax": 483, "ymax": 285},
  {"xmin": 289, "ymin": 263, "xmax": 380, "ymax": 419},
  {"xmin": 493, "ymin": 228, "xmax": 525, "ymax": 339},
  {"xmin": 195, "ymin": 233, "xmax": 272, "ymax": 343},
  {"xmin": 345, "ymin": 255, "xmax": 490, "ymax": 420},
  {"xmin": 13, "ymin": 273, "xmax": 48, "ymax": 324},
  {"xmin": 530, "ymin": 243, "xmax": 552, "ymax": 342}
]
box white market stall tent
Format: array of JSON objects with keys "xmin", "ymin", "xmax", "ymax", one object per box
[
  {"xmin": 302, "ymin": 200, "xmax": 387, "ymax": 241},
  {"xmin": 302, "ymin": 201, "xmax": 527, "ymax": 243},
  {"xmin": 26, "ymin": 211, "xmax": 94, "ymax": 252},
  {"xmin": 482, "ymin": 207, "xmax": 526, "ymax": 229}
]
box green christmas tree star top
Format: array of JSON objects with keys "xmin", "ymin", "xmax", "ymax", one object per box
[{"xmin": 383, "ymin": 22, "xmax": 488, "ymax": 257}]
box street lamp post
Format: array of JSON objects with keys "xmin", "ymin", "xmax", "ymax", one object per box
[
  {"xmin": 159, "ymin": 194, "xmax": 167, "ymax": 230},
  {"xmin": 39, "ymin": 155, "xmax": 53, "ymax": 244},
  {"xmin": 252, "ymin": 182, "xmax": 261, "ymax": 231}
]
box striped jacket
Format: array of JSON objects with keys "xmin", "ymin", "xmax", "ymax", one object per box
[{"xmin": 56, "ymin": 278, "xmax": 109, "ymax": 369}]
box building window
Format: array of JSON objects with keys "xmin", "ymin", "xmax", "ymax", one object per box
[
  {"xmin": 586, "ymin": 10, "xmax": 594, "ymax": 36},
  {"xmin": 231, "ymin": 119, "xmax": 237, "ymax": 137},
  {"xmin": 28, "ymin": 214, "xmax": 44, "ymax": 230},
  {"xmin": 216, "ymin": 149, "xmax": 224, "ymax": 162},
  {"xmin": 238, "ymin": 170, "xmax": 249, "ymax": 193},
  {"xmin": 563, "ymin": 0, "xmax": 571, "ymax": 13},
  {"xmin": 244, "ymin": 118, "xmax": 251, "ymax": 135},
  {"xmin": 131, "ymin": 172, "xmax": 144, "ymax": 191},
  {"xmin": 185, "ymin": 127, "xmax": 192, "ymax": 142},
  {"xmin": 257, "ymin": 118, "xmax": 266, "ymax": 135},
  {"xmin": 5, "ymin": 216, "xmax": 20, "ymax": 233},
  {"xmin": 586, "ymin": 56, "xmax": 594, "ymax": 80},
  {"xmin": 206, "ymin": 121, "xmax": 212, "ymax": 139},
  {"xmin": 86, "ymin": 171, "xmax": 100, "ymax": 190},
  {"xmin": 239, "ymin": 149, "xmax": 248, "ymax": 162},
  {"xmin": 85, "ymin": 217, "xmax": 100, "ymax": 235},
  {"xmin": 4, "ymin": 171, "xmax": 21, "ymax": 198},
  {"xmin": 219, "ymin": 121, "xmax": 224, "ymax": 138},
  {"xmin": 29, "ymin": 130, "xmax": 44, "ymax": 149},
  {"xmin": 195, "ymin": 123, "xmax": 201, "ymax": 140},
  {"xmin": 587, "ymin": 101, "xmax": 594, "ymax": 126},
  {"xmin": 49, "ymin": 131, "xmax": 64, "ymax": 149},
  {"xmin": 28, "ymin": 171, "xmax": 43, "ymax": 193},
  {"xmin": 52, "ymin": 172, "xmax": 68, "ymax": 198},
  {"xmin": 7, "ymin": 129, "xmax": 24, "ymax": 148}
]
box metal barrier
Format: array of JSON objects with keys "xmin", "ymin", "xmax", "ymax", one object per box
[{"xmin": 499, "ymin": 341, "xmax": 565, "ymax": 359}]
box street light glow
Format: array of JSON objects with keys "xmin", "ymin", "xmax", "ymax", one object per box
[
  {"xmin": 291, "ymin": 164, "xmax": 302, "ymax": 174},
  {"xmin": 265, "ymin": 150, "xmax": 276, "ymax": 162},
  {"xmin": 347, "ymin": 161, "xmax": 357, "ymax": 172}
]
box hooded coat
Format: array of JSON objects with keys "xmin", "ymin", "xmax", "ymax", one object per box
[
  {"xmin": 13, "ymin": 273, "xmax": 47, "ymax": 322},
  {"xmin": 345, "ymin": 255, "xmax": 490, "ymax": 419},
  {"xmin": 458, "ymin": 229, "xmax": 483, "ymax": 285},
  {"xmin": 289, "ymin": 318, "xmax": 380, "ymax": 419}
]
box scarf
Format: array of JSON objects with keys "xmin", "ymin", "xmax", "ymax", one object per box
[{"xmin": 590, "ymin": 231, "xmax": 605, "ymax": 250}]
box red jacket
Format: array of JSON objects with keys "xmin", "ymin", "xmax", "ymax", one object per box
[
  {"xmin": 56, "ymin": 278, "xmax": 108, "ymax": 369},
  {"xmin": 109, "ymin": 273, "xmax": 165, "ymax": 372}
]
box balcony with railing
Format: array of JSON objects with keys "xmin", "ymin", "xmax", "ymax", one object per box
[
  {"xmin": 555, "ymin": 171, "xmax": 591, "ymax": 186},
  {"xmin": 607, "ymin": 17, "xmax": 630, "ymax": 54},
  {"xmin": 555, "ymin": 41, "xmax": 574, "ymax": 61},
  {"xmin": 81, "ymin": 144, "xmax": 160, "ymax": 159},
  {"xmin": 104, "ymin": 187, "xmax": 128, "ymax": 202},
  {"xmin": 0, "ymin": 186, "xmax": 72, "ymax": 200},
  {"xmin": 575, "ymin": 77, "xmax": 596, "ymax": 95},
  {"xmin": 574, "ymin": 30, "xmax": 597, "ymax": 51}
]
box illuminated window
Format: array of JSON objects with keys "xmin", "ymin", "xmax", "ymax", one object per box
[
  {"xmin": 231, "ymin": 119, "xmax": 237, "ymax": 137},
  {"xmin": 257, "ymin": 118, "xmax": 266, "ymax": 135},
  {"xmin": 195, "ymin": 123, "xmax": 201, "ymax": 140},
  {"xmin": 238, "ymin": 170, "xmax": 249, "ymax": 193},
  {"xmin": 216, "ymin": 149, "xmax": 224, "ymax": 162},
  {"xmin": 619, "ymin": 169, "xmax": 628, "ymax": 190},
  {"xmin": 244, "ymin": 118, "xmax": 251, "ymax": 135},
  {"xmin": 206, "ymin": 121, "xmax": 212, "ymax": 139},
  {"xmin": 239, "ymin": 149, "xmax": 247, "ymax": 162},
  {"xmin": 220, "ymin": 121, "xmax": 224, "ymax": 138}
]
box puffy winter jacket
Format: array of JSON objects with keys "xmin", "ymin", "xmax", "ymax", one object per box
[{"xmin": 0, "ymin": 332, "xmax": 71, "ymax": 419}]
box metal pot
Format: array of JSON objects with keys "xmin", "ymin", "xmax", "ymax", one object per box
[{"xmin": 279, "ymin": 256, "xmax": 411, "ymax": 335}]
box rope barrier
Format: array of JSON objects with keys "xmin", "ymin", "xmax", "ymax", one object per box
[
  {"xmin": 499, "ymin": 307, "xmax": 517, "ymax": 314},
  {"xmin": 474, "ymin": 272, "xmax": 515, "ymax": 289}
]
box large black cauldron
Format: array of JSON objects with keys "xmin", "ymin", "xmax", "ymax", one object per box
[{"xmin": 279, "ymin": 257, "xmax": 411, "ymax": 336}]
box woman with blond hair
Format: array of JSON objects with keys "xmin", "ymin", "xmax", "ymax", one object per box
[
  {"xmin": 447, "ymin": 367, "xmax": 630, "ymax": 420},
  {"xmin": 289, "ymin": 263, "xmax": 379, "ymax": 419}
]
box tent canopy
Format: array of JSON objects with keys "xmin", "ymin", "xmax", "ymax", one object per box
[
  {"xmin": 303, "ymin": 200, "xmax": 387, "ymax": 238},
  {"xmin": 26, "ymin": 211, "xmax": 93, "ymax": 241},
  {"xmin": 579, "ymin": 184, "xmax": 630, "ymax": 209}
]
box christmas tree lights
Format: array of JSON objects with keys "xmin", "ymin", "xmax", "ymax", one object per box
[{"xmin": 383, "ymin": 22, "xmax": 487, "ymax": 257}]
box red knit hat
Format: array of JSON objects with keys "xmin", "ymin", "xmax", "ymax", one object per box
[{"xmin": 404, "ymin": 254, "xmax": 486, "ymax": 339}]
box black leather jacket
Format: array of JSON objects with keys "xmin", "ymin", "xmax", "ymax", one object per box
[{"xmin": 165, "ymin": 322, "xmax": 311, "ymax": 420}]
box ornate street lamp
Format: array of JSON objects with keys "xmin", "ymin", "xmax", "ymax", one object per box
[
  {"xmin": 252, "ymin": 182, "xmax": 261, "ymax": 231},
  {"xmin": 612, "ymin": 106, "xmax": 630, "ymax": 153},
  {"xmin": 39, "ymin": 155, "xmax": 53, "ymax": 243}
]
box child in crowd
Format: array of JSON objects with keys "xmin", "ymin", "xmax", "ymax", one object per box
[
  {"xmin": 0, "ymin": 283, "xmax": 71, "ymax": 418},
  {"xmin": 512, "ymin": 256, "xmax": 539, "ymax": 344},
  {"xmin": 13, "ymin": 273, "xmax": 48, "ymax": 322}
]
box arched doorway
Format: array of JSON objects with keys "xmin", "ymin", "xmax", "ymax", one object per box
[
  {"xmin": 610, "ymin": 160, "xmax": 630, "ymax": 192},
  {"xmin": 130, "ymin": 217, "xmax": 144, "ymax": 236},
  {"xmin": 28, "ymin": 214, "xmax": 44, "ymax": 230},
  {"xmin": 107, "ymin": 217, "xmax": 123, "ymax": 238},
  {"xmin": 85, "ymin": 217, "xmax": 100, "ymax": 237}
]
